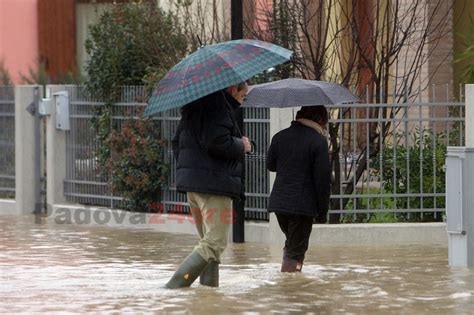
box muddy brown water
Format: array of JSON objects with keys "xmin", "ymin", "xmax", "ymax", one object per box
[{"xmin": 1, "ymin": 215, "xmax": 473, "ymax": 314}]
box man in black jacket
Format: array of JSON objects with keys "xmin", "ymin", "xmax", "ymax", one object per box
[
  {"xmin": 166, "ymin": 82, "xmax": 250, "ymax": 288},
  {"xmin": 267, "ymin": 105, "xmax": 331, "ymax": 272}
]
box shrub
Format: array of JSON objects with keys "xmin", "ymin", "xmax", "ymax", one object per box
[
  {"xmin": 340, "ymin": 188, "xmax": 398, "ymax": 223},
  {"xmin": 0, "ymin": 58, "xmax": 12, "ymax": 85},
  {"xmin": 105, "ymin": 110, "xmax": 168, "ymax": 212},
  {"xmin": 455, "ymin": 15, "xmax": 474, "ymax": 83},
  {"xmin": 370, "ymin": 127, "xmax": 447, "ymax": 222},
  {"xmin": 84, "ymin": 2, "xmax": 187, "ymax": 97},
  {"xmin": 84, "ymin": 2, "xmax": 187, "ymax": 211},
  {"xmin": 19, "ymin": 60, "xmax": 82, "ymax": 85}
]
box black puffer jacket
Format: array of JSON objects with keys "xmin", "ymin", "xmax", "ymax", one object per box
[
  {"xmin": 172, "ymin": 91, "xmax": 245, "ymax": 198},
  {"xmin": 267, "ymin": 121, "xmax": 331, "ymax": 222}
]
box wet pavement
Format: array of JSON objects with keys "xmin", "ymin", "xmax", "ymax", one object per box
[{"xmin": 1, "ymin": 215, "xmax": 473, "ymax": 314}]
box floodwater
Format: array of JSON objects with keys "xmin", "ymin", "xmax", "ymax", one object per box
[{"xmin": 1, "ymin": 215, "xmax": 473, "ymax": 314}]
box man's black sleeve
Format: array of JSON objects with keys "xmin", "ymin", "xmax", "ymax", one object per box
[{"xmin": 204, "ymin": 97, "xmax": 244, "ymax": 160}]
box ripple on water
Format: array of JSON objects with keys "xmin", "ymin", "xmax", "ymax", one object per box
[{"xmin": 1, "ymin": 215, "xmax": 474, "ymax": 314}]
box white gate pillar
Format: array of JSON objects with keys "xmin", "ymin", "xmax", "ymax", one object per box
[
  {"xmin": 15, "ymin": 85, "xmax": 42, "ymax": 215},
  {"xmin": 45, "ymin": 85, "xmax": 68, "ymax": 207},
  {"xmin": 446, "ymin": 84, "xmax": 474, "ymax": 267}
]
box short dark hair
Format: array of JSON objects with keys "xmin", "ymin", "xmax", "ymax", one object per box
[
  {"xmin": 223, "ymin": 81, "xmax": 247, "ymax": 93},
  {"xmin": 295, "ymin": 105, "xmax": 328, "ymax": 125},
  {"xmin": 235, "ymin": 81, "xmax": 247, "ymax": 91}
]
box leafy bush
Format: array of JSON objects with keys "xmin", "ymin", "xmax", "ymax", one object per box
[
  {"xmin": 455, "ymin": 15, "xmax": 474, "ymax": 83},
  {"xmin": 0, "ymin": 58, "xmax": 12, "ymax": 85},
  {"xmin": 84, "ymin": 3, "xmax": 187, "ymax": 98},
  {"xmin": 370, "ymin": 128, "xmax": 447, "ymax": 222},
  {"xmin": 84, "ymin": 2, "xmax": 187, "ymax": 211},
  {"xmin": 340, "ymin": 188, "xmax": 398, "ymax": 223},
  {"xmin": 105, "ymin": 112, "xmax": 168, "ymax": 212},
  {"xmin": 19, "ymin": 60, "xmax": 82, "ymax": 85}
]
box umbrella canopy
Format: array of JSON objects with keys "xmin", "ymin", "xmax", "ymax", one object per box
[
  {"xmin": 144, "ymin": 39, "xmax": 292, "ymax": 116},
  {"xmin": 242, "ymin": 78, "xmax": 359, "ymax": 108}
]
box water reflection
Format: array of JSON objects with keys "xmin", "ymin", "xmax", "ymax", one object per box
[{"xmin": 1, "ymin": 215, "xmax": 473, "ymax": 314}]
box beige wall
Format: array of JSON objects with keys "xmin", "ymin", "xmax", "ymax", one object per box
[
  {"xmin": 76, "ymin": 3, "xmax": 111, "ymax": 77},
  {"xmin": 428, "ymin": 0, "xmax": 454, "ymax": 101},
  {"xmin": 395, "ymin": 0, "xmax": 454, "ymax": 133}
]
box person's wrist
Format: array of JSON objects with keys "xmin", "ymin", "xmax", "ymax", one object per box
[{"xmin": 246, "ymin": 140, "xmax": 255, "ymax": 155}]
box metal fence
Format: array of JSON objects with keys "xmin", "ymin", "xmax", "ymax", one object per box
[
  {"xmin": 64, "ymin": 86, "xmax": 270, "ymax": 220},
  {"xmin": 327, "ymin": 86, "xmax": 464, "ymax": 222},
  {"xmin": 155, "ymin": 105, "xmax": 270, "ymax": 220},
  {"xmin": 64, "ymin": 86, "xmax": 145, "ymax": 207},
  {"xmin": 63, "ymin": 85, "xmax": 464, "ymax": 222},
  {"xmin": 0, "ymin": 86, "xmax": 15, "ymax": 199}
]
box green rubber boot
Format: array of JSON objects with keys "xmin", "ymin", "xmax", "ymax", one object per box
[
  {"xmin": 165, "ymin": 251, "xmax": 208, "ymax": 289},
  {"xmin": 199, "ymin": 260, "xmax": 219, "ymax": 287}
]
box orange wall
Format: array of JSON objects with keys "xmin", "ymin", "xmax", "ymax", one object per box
[{"xmin": 0, "ymin": 0, "xmax": 39, "ymax": 84}]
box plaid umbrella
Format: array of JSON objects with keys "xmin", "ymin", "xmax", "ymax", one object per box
[
  {"xmin": 144, "ymin": 39, "xmax": 292, "ymax": 116},
  {"xmin": 242, "ymin": 78, "xmax": 359, "ymax": 108}
]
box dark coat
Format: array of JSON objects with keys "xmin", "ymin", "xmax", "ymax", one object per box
[
  {"xmin": 267, "ymin": 121, "xmax": 331, "ymax": 222},
  {"xmin": 172, "ymin": 91, "xmax": 245, "ymax": 198}
]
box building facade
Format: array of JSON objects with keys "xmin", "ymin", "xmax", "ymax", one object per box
[{"xmin": 0, "ymin": 0, "xmax": 472, "ymax": 88}]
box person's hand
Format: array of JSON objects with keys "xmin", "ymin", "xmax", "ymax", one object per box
[{"xmin": 242, "ymin": 136, "xmax": 252, "ymax": 153}]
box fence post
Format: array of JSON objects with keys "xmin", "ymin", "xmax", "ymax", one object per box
[
  {"xmin": 466, "ymin": 85, "xmax": 474, "ymax": 267},
  {"xmin": 15, "ymin": 85, "xmax": 42, "ymax": 215},
  {"xmin": 466, "ymin": 85, "xmax": 474, "ymax": 148},
  {"xmin": 45, "ymin": 85, "xmax": 68, "ymax": 208},
  {"xmin": 268, "ymin": 107, "xmax": 295, "ymax": 244}
]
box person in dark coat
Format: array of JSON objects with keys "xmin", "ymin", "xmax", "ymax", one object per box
[
  {"xmin": 166, "ymin": 82, "xmax": 251, "ymax": 288},
  {"xmin": 267, "ymin": 105, "xmax": 331, "ymax": 272}
]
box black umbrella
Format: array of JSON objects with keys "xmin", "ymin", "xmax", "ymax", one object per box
[{"xmin": 242, "ymin": 78, "xmax": 359, "ymax": 108}]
